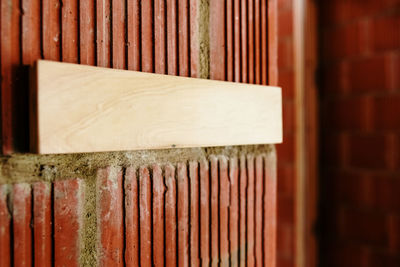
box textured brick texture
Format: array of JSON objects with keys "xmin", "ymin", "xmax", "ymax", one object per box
[
  {"xmin": 276, "ymin": 0, "xmax": 297, "ymax": 266},
  {"xmin": 0, "ymin": 152, "xmax": 277, "ymax": 266},
  {"xmin": 320, "ymin": 0, "xmax": 400, "ymax": 266}
]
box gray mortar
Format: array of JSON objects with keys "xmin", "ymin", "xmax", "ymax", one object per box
[
  {"xmin": 0, "ymin": 145, "xmax": 273, "ymax": 185},
  {"xmin": 199, "ymin": 0, "xmax": 210, "ymax": 79}
]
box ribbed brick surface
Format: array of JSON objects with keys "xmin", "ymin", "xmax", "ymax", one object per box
[{"xmin": 0, "ymin": 154, "xmax": 277, "ymax": 266}]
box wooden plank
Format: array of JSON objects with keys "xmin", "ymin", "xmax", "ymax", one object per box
[{"xmin": 30, "ymin": 60, "xmax": 282, "ymax": 154}]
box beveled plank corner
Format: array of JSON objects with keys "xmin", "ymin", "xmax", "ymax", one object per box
[{"xmin": 30, "ymin": 60, "xmax": 282, "ymax": 154}]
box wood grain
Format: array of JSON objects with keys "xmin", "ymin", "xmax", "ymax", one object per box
[{"xmin": 31, "ymin": 60, "xmax": 282, "ymax": 154}]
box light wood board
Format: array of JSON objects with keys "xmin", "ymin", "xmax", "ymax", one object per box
[{"xmin": 30, "ymin": 60, "xmax": 282, "ymax": 154}]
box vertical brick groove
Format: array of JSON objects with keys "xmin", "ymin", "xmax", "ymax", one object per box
[{"xmin": 0, "ymin": 152, "xmax": 277, "ymax": 266}]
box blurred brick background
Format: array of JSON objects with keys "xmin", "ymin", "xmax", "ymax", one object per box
[
  {"xmin": 276, "ymin": 0, "xmax": 297, "ymax": 267},
  {"xmin": 320, "ymin": 0, "xmax": 400, "ymax": 266}
]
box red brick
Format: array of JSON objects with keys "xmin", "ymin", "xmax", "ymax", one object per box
[
  {"xmin": 199, "ymin": 159, "xmax": 210, "ymax": 266},
  {"xmin": 349, "ymin": 55, "xmax": 390, "ymax": 92},
  {"xmin": 276, "ymin": 133, "xmax": 296, "ymax": 163},
  {"xmin": 374, "ymin": 95, "xmax": 400, "ymax": 130},
  {"xmin": 139, "ymin": 167, "xmax": 152, "ymax": 267},
  {"xmin": 96, "ymin": 0, "xmax": 111, "ymax": 67},
  {"xmin": 97, "ymin": 167, "xmax": 124, "ymax": 267},
  {"xmin": 165, "ymin": 164, "xmax": 177, "ymax": 267},
  {"xmin": 255, "ymin": 156, "xmax": 264, "ymax": 267},
  {"xmin": 282, "ymin": 101, "xmax": 295, "ymax": 134},
  {"xmin": 322, "ymin": 133, "xmax": 348, "ymax": 167},
  {"xmin": 278, "ymin": 9, "xmax": 293, "ymax": 37},
  {"xmin": 279, "ymin": 70, "xmax": 295, "ymax": 100},
  {"xmin": 348, "ymin": 134, "xmax": 390, "ymax": 169},
  {"xmin": 124, "ymin": 167, "xmax": 140, "ymax": 266},
  {"xmin": 210, "ymin": 156, "xmax": 219, "ymax": 265},
  {"xmin": 278, "ymin": 39, "xmax": 294, "ymax": 70},
  {"xmin": 387, "ymin": 215, "xmax": 400, "ymax": 254},
  {"xmin": 229, "ymin": 157, "xmax": 239, "ymax": 265},
  {"xmin": 54, "ymin": 178, "xmax": 84, "ymax": 267},
  {"xmin": 371, "ymin": 174, "xmax": 400, "ymax": 212},
  {"xmin": 177, "ymin": 163, "xmax": 189, "ymax": 266},
  {"xmin": 324, "ymin": 243, "xmax": 369, "ymax": 267},
  {"xmin": 325, "ymin": 97, "xmax": 372, "ymax": 131},
  {"xmin": 326, "ymin": 171, "xmax": 372, "ymax": 207},
  {"xmin": 372, "ymin": 14, "xmax": 400, "ymax": 52},
  {"xmin": 141, "ymin": 0, "xmax": 154, "ymax": 72},
  {"xmin": 277, "ymin": 223, "xmax": 294, "ymax": 258},
  {"xmin": 33, "ymin": 182, "xmax": 52, "ymax": 267},
  {"xmin": 112, "ymin": 0, "xmax": 126, "ymax": 69},
  {"xmin": 219, "ymin": 157, "xmax": 230, "ymax": 266},
  {"xmin": 210, "ymin": 0, "xmax": 226, "ymax": 80},
  {"xmin": 368, "ymin": 250, "xmax": 400, "ymax": 267},
  {"xmin": 264, "ymin": 152, "xmax": 277, "ymax": 267},
  {"xmin": 246, "ymin": 155, "xmax": 256, "ymax": 267},
  {"xmin": 239, "ymin": 155, "xmax": 247, "ymax": 266},
  {"xmin": 277, "ymin": 164, "xmax": 295, "ymax": 196},
  {"xmin": 278, "ymin": 195, "xmax": 295, "ymax": 224},
  {"xmin": 278, "ymin": 0, "xmax": 292, "ymax": 12},
  {"xmin": 152, "ymin": 164, "xmax": 165, "ymax": 267},
  {"xmin": 341, "ymin": 209, "xmax": 388, "ymax": 246},
  {"xmin": 0, "ymin": 185, "xmax": 11, "ymax": 267},
  {"xmin": 323, "ymin": 21, "xmax": 370, "ymax": 61},
  {"xmin": 322, "ymin": 62, "xmax": 349, "ymax": 95},
  {"xmin": 154, "ymin": 0, "xmax": 166, "ymax": 74},
  {"xmin": 13, "ymin": 183, "xmax": 32, "ymax": 267},
  {"xmin": 189, "ymin": 161, "xmax": 200, "ymax": 267}
]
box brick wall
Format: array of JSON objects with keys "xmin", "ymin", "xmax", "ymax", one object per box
[
  {"xmin": 320, "ymin": 0, "xmax": 400, "ymax": 266},
  {"xmin": 276, "ymin": 0, "xmax": 297, "ymax": 266}
]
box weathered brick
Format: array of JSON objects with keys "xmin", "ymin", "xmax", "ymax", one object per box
[
  {"xmin": 97, "ymin": 167, "xmax": 124, "ymax": 267},
  {"xmin": 0, "ymin": 185, "xmax": 11, "ymax": 267},
  {"xmin": 177, "ymin": 163, "xmax": 189, "ymax": 266},
  {"xmin": 139, "ymin": 167, "xmax": 152, "ymax": 267},
  {"xmin": 372, "ymin": 14, "xmax": 400, "ymax": 52},
  {"xmin": 54, "ymin": 178, "xmax": 84, "ymax": 267},
  {"xmin": 165, "ymin": 164, "xmax": 177, "ymax": 267},
  {"xmin": 124, "ymin": 167, "xmax": 139, "ymax": 266},
  {"xmin": 13, "ymin": 183, "xmax": 32, "ymax": 267},
  {"xmin": 33, "ymin": 182, "xmax": 52, "ymax": 267},
  {"xmin": 152, "ymin": 164, "xmax": 165, "ymax": 267}
]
